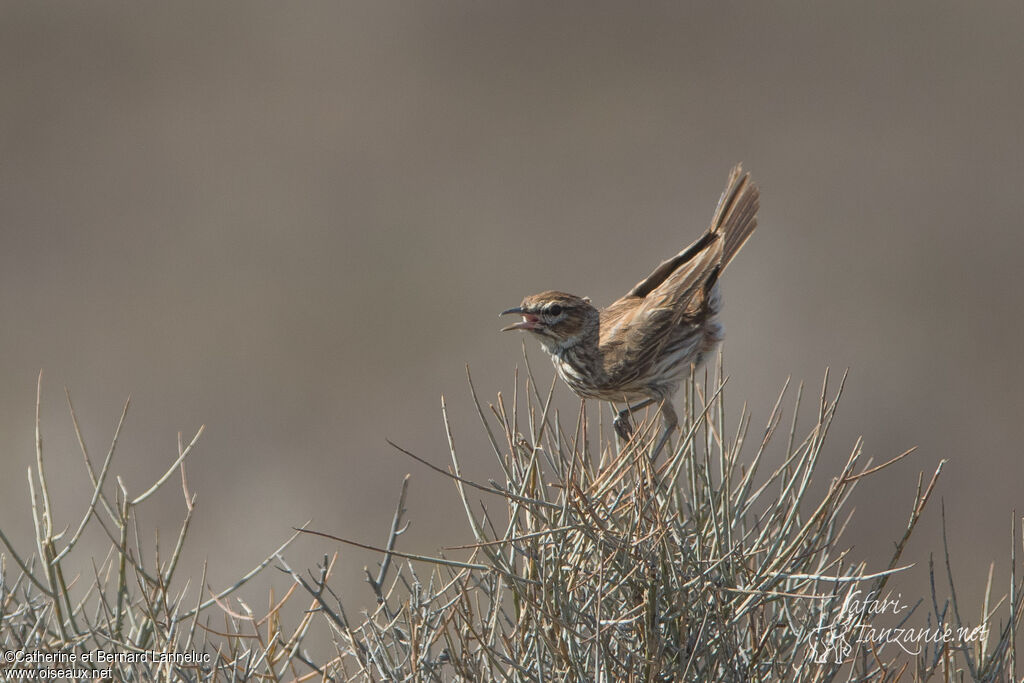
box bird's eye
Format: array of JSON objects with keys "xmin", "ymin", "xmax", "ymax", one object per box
[{"xmin": 548, "ymin": 305, "xmax": 563, "ymax": 316}]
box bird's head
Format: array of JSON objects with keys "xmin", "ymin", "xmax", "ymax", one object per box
[{"xmin": 500, "ymin": 291, "xmax": 597, "ymax": 353}]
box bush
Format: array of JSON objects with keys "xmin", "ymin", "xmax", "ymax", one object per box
[{"xmin": 1, "ymin": 362, "xmax": 1020, "ymax": 681}]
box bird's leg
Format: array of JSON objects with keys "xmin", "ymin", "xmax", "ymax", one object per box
[
  {"xmin": 649, "ymin": 399, "xmax": 679, "ymax": 460},
  {"xmin": 613, "ymin": 398, "xmax": 655, "ymax": 441}
]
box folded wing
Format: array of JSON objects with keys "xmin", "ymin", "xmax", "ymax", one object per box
[{"xmin": 599, "ymin": 165, "xmax": 759, "ymax": 388}]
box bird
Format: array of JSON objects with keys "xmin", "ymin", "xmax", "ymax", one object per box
[{"xmin": 500, "ymin": 164, "xmax": 759, "ymax": 459}]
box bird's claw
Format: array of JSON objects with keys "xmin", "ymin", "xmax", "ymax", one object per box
[{"xmin": 613, "ymin": 414, "xmax": 633, "ymax": 441}]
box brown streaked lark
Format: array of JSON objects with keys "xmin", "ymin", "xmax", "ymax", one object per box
[{"xmin": 501, "ymin": 165, "xmax": 759, "ymax": 459}]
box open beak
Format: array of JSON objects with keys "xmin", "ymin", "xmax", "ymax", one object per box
[{"xmin": 500, "ymin": 307, "xmax": 541, "ymax": 332}]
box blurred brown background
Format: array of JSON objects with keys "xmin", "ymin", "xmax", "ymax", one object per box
[{"xmin": 1, "ymin": 2, "xmax": 1022, "ymax": 630}]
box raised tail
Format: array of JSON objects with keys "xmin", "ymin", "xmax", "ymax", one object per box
[
  {"xmin": 623, "ymin": 164, "xmax": 759, "ymax": 300},
  {"xmin": 710, "ymin": 164, "xmax": 759, "ymax": 269}
]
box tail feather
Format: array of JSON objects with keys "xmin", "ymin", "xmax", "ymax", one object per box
[
  {"xmin": 710, "ymin": 164, "xmax": 760, "ymax": 269},
  {"xmin": 624, "ymin": 164, "xmax": 759, "ymax": 300}
]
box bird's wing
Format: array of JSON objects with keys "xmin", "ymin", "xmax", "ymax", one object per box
[
  {"xmin": 600, "ymin": 238, "xmax": 722, "ymax": 385},
  {"xmin": 624, "ymin": 164, "xmax": 758, "ymax": 300},
  {"xmin": 624, "ymin": 230, "xmax": 717, "ymax": 299},
  {"xmin": 598, "ymin": 165, "xmax": 758, "ymax": 388}
]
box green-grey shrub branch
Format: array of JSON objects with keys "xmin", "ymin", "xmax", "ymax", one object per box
[{"xmin": 1, "ymin": 359, "xmax": 1021, "ymax": 681}]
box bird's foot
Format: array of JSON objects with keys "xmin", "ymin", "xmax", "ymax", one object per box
[{"xmin": 613, "ymin": 413, "xmax": 634, "ymax": 441}]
